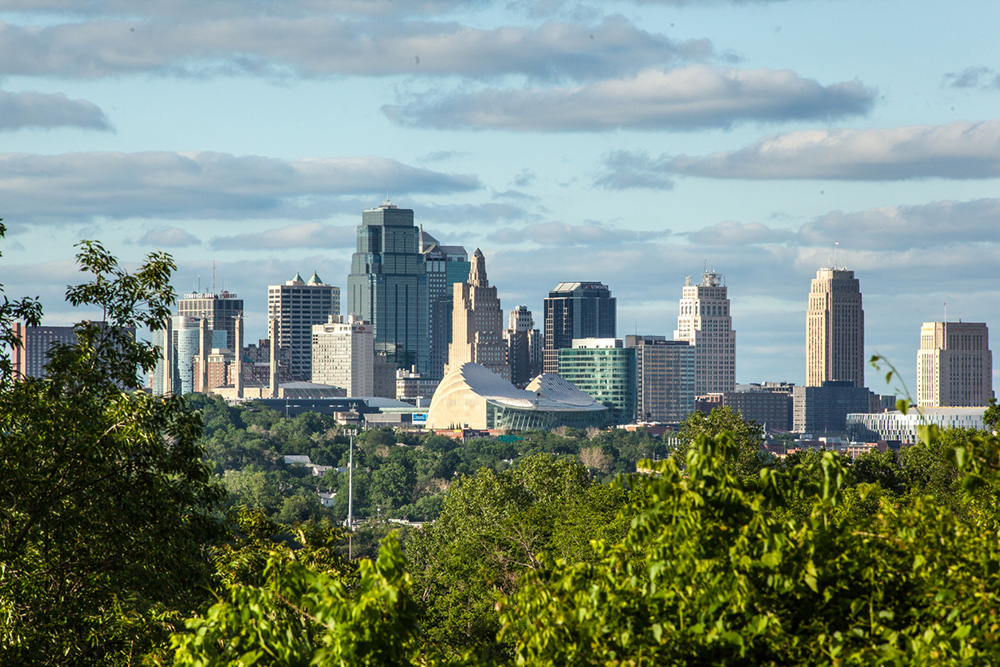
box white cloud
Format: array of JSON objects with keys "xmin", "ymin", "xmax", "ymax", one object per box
[
  {"xmin": 489, "ymin": 221, "xmax": 670, "ymax": 246},
  {"xmin": 0, "ymin": 15, "xmax": 699, "ymax": 80},
  {"xmin": 664, "ymin": 119, "xmax": 1000, "ymax": 180},
  {"xmin": 0, "ymin": 89, "xmax": 111, "ymax": 131},
  {"xmin": 385, "ymin": 65, "xmax": 875, "ymax": 130},
  {"xmin": 0, "ymin": 0, "xmax": 488, "ymax": 19},
  {"xmin": 137, "ymin": 226, "xmax": 201, "ymax": 247},
  {"xmin": 0, "ymin": 151, "xmax": 480, "ymax": 225},
  {"xmin": 594, "ymin": 151, "xmax": 675, "ymax": 190},
  {"xmin": 210, "ymin": 222, "xmax": 355, "ymax": 250},
  {"xmin": 798, "ymin": 199, "xmax": 1000, "ymax": 250},
  {"xmin": 687, "ymin": 220, "xmax": 791, "ymax": 246}
]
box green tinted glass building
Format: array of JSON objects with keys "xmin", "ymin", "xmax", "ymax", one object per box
[
  {"xmin": 347, "ymin": 202, "xmax": 429, "ymax": 373},
  {"xmin": 557, "ymin": 338, "xmax": 636, "ymax": 425}
]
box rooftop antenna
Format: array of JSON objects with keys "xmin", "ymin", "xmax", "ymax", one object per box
[
  {"xmin": 212, "ymin": 261, "xmax": 216, "ymax": 295},
  {"xmin": 944, "ymin": 301, "xmax": 947, "ymax": 323},
  {"xmin": 833, "ymin": 241, "xmax": 839, "ymax": 269}
]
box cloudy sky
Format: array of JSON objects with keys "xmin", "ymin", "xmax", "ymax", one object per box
[{"xmin": 1, "ymin": 0, "xmax": 998, "ymax": 396}]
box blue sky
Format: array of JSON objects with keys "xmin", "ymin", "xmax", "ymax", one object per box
[{"xmin": 1, "ymin": 0, "xmax": 998, "ymax": 397}]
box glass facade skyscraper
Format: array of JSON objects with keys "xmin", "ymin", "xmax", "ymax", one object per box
[
  {"xmin": 543, "ymin": 281, "xmax": 616, "ymax": 374},
  {"xmin": 347, "ymin": 202, "xmax": 429, "ymax": 374},
  {"xmin": 421, "ymin": 229, "xmax": 470, "ymax": 380}
]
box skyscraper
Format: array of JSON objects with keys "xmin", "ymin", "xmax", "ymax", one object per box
[
  {"xmin": 806, "ymin": 268, "xmax": 864, "ymax": 388},
  {"xmin": 13, "ymin": 322, "xmax": 136, "ymax": 381},
  {"xmin": 12, "ymin": 323, "xmax": 83, "ymax": 379},
  {"xmin": 347, "ymin": 201, "xmax": 429, "ymax": 374},
  {"xmin": 917, "ymin": 321, "xmax": 993, "ymax": 407},
  {"xmin": 445, "ymin": 249, "xmax": 510, "ymax": 381},
  {"xmin": 177, "ymin": 290, "xmax": 243, "ymax": 351},
  {"xmin": 504, "ymin": 305, "xmax": 543, "ymax": 388},
  {"xmin": 674, "ymin": 270, "xmax": 736, "ymax": 395},
  {"xmin": 268, "ymin": 272, "xmax": 340, "ymax": 381},
  {"xmin": 625, "ymin": 335, "xmax": 694, "ymax": 423},
  {"xmin": 543, "ymin": 282, "xmax": 616, "ymax": 374},
  {"xmin": 420, "ymin": 228, "xmax": 470, "ymax": 380}
]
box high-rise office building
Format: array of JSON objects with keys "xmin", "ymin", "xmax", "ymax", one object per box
[
  {"xmin": 311, "ymin": 315, "xmax": 375, "ymax": 396},
  {"xmin": 504, "ymin": 305, "xmax": 543, "ymax": 388},
  {"xmin": 806, "ymin": 268, "xmax": 864, "ymax": 388},
  {"xmin": 177, "ymin": 290, "xmax": 243, "ymax": 351},
  {"xmin": 268, "ymin": 272, "xmax": 340, "ymax": 381},
  {"xmin": 12, "ymin": 323, "xmax": 83, "ymax": 379},
  {"xmin": 624, "ymin": 335, "xmax": 694, "ymax": 424},
  {"xmin": 917, "ymin": 321, "xmax": 993, "ymax": 407},
  {"xmin": 445, "ymin": 249, "xmax": 510, "ymax": 381},
  {"xmin": 12, "ymin": 322, "xmax": 137, "ymax": 381},
  {"xmin": 347, "ymin": 201, "xmax": 429, "ymax": 374},
  {"xmin": 543, "ymin": 282, "xmax": 616, "ymax": 374},
  {"xmin": 558, "ymin": 338, "xmax": 636, "ymax": 425},
  {"xmin": 674, "ymin": 270, "xmax": 736, "ymax": 395},
  {"xmin": 421, "ymin": 229, "xmax": 470, "ymax": 380}
]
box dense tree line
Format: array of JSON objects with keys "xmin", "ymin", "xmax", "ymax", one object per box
[
  {"xmin": 190, "ymin": 393, "xmax": 667, "ymax": 530},
  {"xmin": 5, "ymin": 230, "xmax": 1000, "ymax": 665}
]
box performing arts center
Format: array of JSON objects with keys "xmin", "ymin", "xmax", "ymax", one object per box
[{"xmin": 425, "ymin": 363, "xmax": 608, "ymax": 431}]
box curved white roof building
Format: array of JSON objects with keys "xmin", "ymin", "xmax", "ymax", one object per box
[{"xmin": 426, "ymin": 363, "xmax": 607, "ymax": 431}]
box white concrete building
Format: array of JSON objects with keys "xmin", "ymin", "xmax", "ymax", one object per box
[
  {"xmin": 311, "ymin": 315, "xmax": 374, "ymax": 397},
  {"xmin": 674, "ymin": 270, "xmax": 735, "ymax": 395}
]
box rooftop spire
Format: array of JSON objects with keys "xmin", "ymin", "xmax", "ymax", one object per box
[{"xmin": 469, "ymin": 248, "xmax": 488, "ymax": 287}]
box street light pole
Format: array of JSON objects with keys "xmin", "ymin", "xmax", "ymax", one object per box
[{"xmin": 347, "ymin": 428, "xmax": 356, "ymax": 559}]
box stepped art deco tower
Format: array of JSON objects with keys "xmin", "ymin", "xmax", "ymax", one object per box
[
  {"xmin": 347, "ymin": 201, "xmax": 429, "ymax": 374},
  {"xmin": 806, "ymin": 268, "xmax": 865, "ymax": 388},
  {"xmin": 445, "ymin": 249, "xmax": 510, "ymax": 381},
  {"xmin": 674, "ymin": 270, "xmax": 736, "ymax": 395}
]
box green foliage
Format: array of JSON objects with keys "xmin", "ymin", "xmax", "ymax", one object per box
[
  {"xmin": 408, "ymin": 454, "xmax": 637, "ymax": 660},
  {"xmin": 171, "ymin": 533, "xmax": 433, "ymax": 667},
  {"xmin": 0, "ymin": 238, "xmax": 223, "ymax": 665},
  {"xmin": 983, "ymin": 397, "xmax": 1000, "ymax": 433},
  {"xmin": 677, "ymin": 405, "xmax": 767, "ymax": 478},
  {"xmin": 0, "ymin": 221, "xmax": 43, "ymax": 386},
  {"xmin": 499, "ymin": 429, "xmax": 1000, "ymax": 665}
]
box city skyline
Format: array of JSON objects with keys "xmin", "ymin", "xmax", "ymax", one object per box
[{"xmin": 1, "ymin": 0, "xmax": 997, "ymax": 397}]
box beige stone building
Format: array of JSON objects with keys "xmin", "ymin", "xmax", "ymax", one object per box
[
  {"xmin": 445, "ymin": 249, "xmax": 510, "ymax": 381},
  {"xmin": 917, "ymin": 321, "xmax": 993, "ymax": 407},
  {"xmin": 806, "ymin": 268, "xmax": 864, "ymax": 388}
]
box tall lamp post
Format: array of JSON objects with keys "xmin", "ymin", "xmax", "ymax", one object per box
[{"xmin": 346, "ymin": 428, "xmax": 357, "ymax": 559}]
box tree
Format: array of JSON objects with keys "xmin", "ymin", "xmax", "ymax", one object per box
[
  {"xmin": 499, "ymin": 428, "xmax": 1000, "ymax": 665},
  {"xmin": 0, "ymin": 239, "xmax": 223, "ymax": 665},
  {"xmin": 677, "ymin": 405, "xmax": 766, "ymax": 478},
  {"xmin": 171, "ymin": 533, "xmax": 433, "ymax": 667},
  {"xmin": 983, "ymin": 397, "xmax": 999, "ymax": 433},
  {"xmin": 0, "ymin": 221, "xmax": 43, "ymax": 385},
  {"xmin": 407, "ymin": 454, "xmax": 635, "ymax": 660}
]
